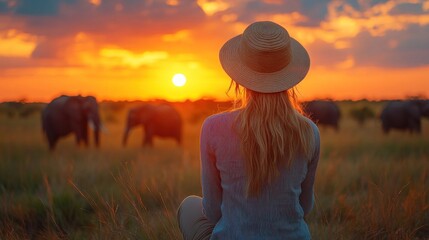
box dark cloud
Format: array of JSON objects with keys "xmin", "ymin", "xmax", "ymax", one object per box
[
  {"xmin": 340, "ymin": 0, "xmax": 389, "ymax": 11},
  {"xmin": 351, "ymin": 24, "xmax": 429, "ymax": 68},
  {"xmin": 229, "ymin": 0, "xmax": 398, "ymax": 27},
  {"xmin": 389, "ymin": 2, "xmax": 424, "ymax": 15},
  {"xmin": 229, "ymin": 0, "xmax": 407, "ymax": 27},
  {"xmin": 298, "ymin": 0, "xmax": 330, "ymax": 26},
  {"xmin": 237, "ymin": 1, "xmax": 297, "ymax": 22},
  {"xmin": 231, "ymin": 0, "xmax": 326, "ymax": 26},
  {"xmin": 15, "ymin": 0, "xmax": 59, "ymax": 16},
  {"xmin": 0, "ymin": 1, "xmax": 8, "ymax": 13}
]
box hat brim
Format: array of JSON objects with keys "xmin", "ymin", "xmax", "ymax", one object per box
[{"xmin": 219, "ymin": 34, "xmax": 310, "ymax": 93}]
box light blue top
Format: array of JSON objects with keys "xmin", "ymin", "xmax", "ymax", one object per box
[{"xmin": 200, "ymin": 111, "xmax": 320, "ymax": 240}]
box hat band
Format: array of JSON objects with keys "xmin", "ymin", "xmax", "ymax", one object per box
[{"xmin": 239, "ymin": 39, "xmax": 292, "ymax": 73}]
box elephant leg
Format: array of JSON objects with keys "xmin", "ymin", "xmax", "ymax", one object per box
[
  {"xmin": 143, "ymin": 135, "xmax": 153, "ymax": 146},
  {"xmin": 75, "ymin": 133, "xmax": 86, "ymax": 146},
  {"xmin": 333, "ymin": 122, "xmax": 339, "ymax": 132},
  {"xmin": 408, "ymin": 118, "xmax": 421, "ymax": 134},
  {"xmin": 123, "ymin": 127, "xmax": 131, "ymax": 147},
  {"xmin": 382, "ymin": 123, "xmax": 389, "ymax": 134},
  {"xmin": 45, "ymin": 130, "xmax": 57, "ymax": 151},
  {"xmin": 143, "ymin": 126, "xmax": 154, "ymax": 146},
  {"xmin": 175, "ymin": 132, "xmax": 182, "ymax": 146},
  {"xmin": 82, "ymin": 123, "xmax": 89, "ymax": 147},
  {"xmin": 48, "ymin": 136, "xmax": 58, "ymax": 151},
  {"xmin": 416, "ymin": 120, "xmax": 421, "ymax": 134},
  {"xmin": 81, "ymin": 135, "xmax": 89, "ymax": 147},
  {"xmin": 93, "ymin": 129, "xmax": 99, "ymax": 148},
  {"xmin": 75, "ymin": 134, "xmax": 81, "ymax": 145},
  {"xmin": 71, "ymin": 121, "xmax": 85, "ymax": 147}
]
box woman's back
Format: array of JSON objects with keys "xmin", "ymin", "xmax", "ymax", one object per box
[{"xmin": 201, "ymin": 111, "xmax": 320, "ymax": 240}]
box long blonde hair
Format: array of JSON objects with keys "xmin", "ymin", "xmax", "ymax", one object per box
[{"xmin": 231, "ymin": 82, "xmax": 315, "ymax": 197}]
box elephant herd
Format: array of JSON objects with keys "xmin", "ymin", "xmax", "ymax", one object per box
[
  {"xmin": 41, "ymin": 95, "xmax": 182, "ymax": 151},
  {"xmin": 303, "ymin": 99, "xmax": 429, "ymax": 134},
  {"xmin": 41, "ymin": 95, "xmax": 429, "ymax": 150}
]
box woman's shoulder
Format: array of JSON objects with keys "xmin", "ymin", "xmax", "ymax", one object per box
[
  {"xmin": 301, "ymin": 115, "xmax": 320, "ymax": 138},
  {"xmin": 202, "ymin": 110, "xmax": 239, "ymax": 131},
  {"xmin": 204, "ymin": 110, "xmax": 238, "ymax": 124}
]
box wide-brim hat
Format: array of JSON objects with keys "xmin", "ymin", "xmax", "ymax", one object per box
[{"xmin": 219, "ymin": 21, "xmax": 310, "ymax": 93}]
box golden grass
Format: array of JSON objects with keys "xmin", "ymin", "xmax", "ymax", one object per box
[{"xmin": 0, "ymin": 100, "xmax": 428, "ymax": 239}]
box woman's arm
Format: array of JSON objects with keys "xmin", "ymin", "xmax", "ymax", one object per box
[
  {"xmin": 299, "ymin": 124, "xmax": 320, "ymax": 216},
  {"xmin": 201, "ymin": 118, "xmax": 222, "ymax": 223}
]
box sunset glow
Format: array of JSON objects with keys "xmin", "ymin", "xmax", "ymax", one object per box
[{"xmin": 0, "ymin": 0, "xmax": 428, "ymax": 102}]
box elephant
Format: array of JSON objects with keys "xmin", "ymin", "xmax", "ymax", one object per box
[
  {"xmin": 122, "ymin": 104, "xmax": 182, "ymax": 147},
  {"xmin": 381, "ymin": 100, "xmax": 429, "ymax": 134},
  {"xmin": 42, "ymin": 95, "xmax": 101, "ymax": 150},
  {"xmin": 303, "ymin": 100, "xmax": 341, "ymax": 130}
]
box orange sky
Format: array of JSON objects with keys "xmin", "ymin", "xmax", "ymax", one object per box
[{"xmin": 1, "ymin": 0, "xmax": 429, "ymax": 102}]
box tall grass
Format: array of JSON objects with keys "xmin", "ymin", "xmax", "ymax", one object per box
[{"xmin": 0, "ymin": 101, "xmax": 428, "ymax": 239}]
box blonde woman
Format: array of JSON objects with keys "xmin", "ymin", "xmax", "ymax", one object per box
[{"xmin": 177, "ymin": 21, "xmax": 320, "ymax": 240}]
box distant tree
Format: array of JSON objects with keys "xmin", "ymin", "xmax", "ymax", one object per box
[{"xmin": 349, "ymin": 106, "xmax": 375, "ymax": 126}]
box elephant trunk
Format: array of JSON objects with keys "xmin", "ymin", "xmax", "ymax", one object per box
[{"xmin": 123, "ymin": 126, "xmax": 130, "ymax": 147}]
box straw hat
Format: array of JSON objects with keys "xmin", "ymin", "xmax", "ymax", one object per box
[{"xmin": 219, "ymin": 21, "xmax": 310, "ymax": 93}]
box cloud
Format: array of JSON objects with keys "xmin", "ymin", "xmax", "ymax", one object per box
[
  {"xmin": 298, "ymin": 0, "xmax": 331, "ymax": 26},
  {"xmin": 31, "ymin": 38, "xmax": 72, "ymax": 59},
  {"xmin": 99, "ymin": 48, "xmax": 169, "ymax": 68},
  {"xmin": 351, "ymin": 24, "xmax": 429, "ymax": 68},
  {"xmin": 1, "ymin": 0, "xmax": 429, "ymax": 70},
  {"xmin": 0, "ymin": 1, "xmax": 8, "ymax": 13},
  {"xmin": 197, "ymin": 0, "xmax": 230, "ymax": 16},
  {"xmin": 307, "ymin": 21, "xmax": 429, "ymax": 69},
  {"xmin": 0, "ymin": 30, "xmax": 36, "ymax": 57},
  {"xmin": 306, "ymin": 39, "xmax": 349, "ymax": 67},
  {"xmin": 298, "ymin": 0, "xmax": 429, "ymax": 68},
  {"xmin": 389, "ymin": 2, "xmax": 425, "ymax": 15},
  {"xmin": 15, "ymin": 0, "xmax": 59, "ymax": 16},
  {"xmin": 162, "ymin": 30, "xmax": 191, "ymax": 42},
  {"xmin": 1, "ymin": 0, "xmax": 206, "ymax": 64}
]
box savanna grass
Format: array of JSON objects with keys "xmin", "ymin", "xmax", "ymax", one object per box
[{"xmin": 0, "ymin": 100, "xmax": 428, "ymax": 239}]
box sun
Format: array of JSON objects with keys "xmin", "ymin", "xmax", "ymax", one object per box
[{"xmin": 172, "ymin": 73, "xmax": 187, "ymax": 87}]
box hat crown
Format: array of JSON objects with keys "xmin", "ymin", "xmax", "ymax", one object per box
[{"xmin": 239, "ymin": 21, "xmax": 292, "ymax": 73}]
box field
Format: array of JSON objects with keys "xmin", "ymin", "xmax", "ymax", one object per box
[{"xmin": 0, "ymin": 100, "xmax": 428, "ymax": 240}]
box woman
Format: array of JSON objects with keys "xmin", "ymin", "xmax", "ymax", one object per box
[{"xmin": 177, "ymin": 21, "xmax": 320, "ymax": 240}]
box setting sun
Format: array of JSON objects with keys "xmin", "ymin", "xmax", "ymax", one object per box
[{"xmin": 172, "ymin": 73, "xmax": 187, "ymax": 87}]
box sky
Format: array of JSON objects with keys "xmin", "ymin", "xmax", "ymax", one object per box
[{"xmin": 0, "ymin": 0, "xmax": 429, "ymax": 102}]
